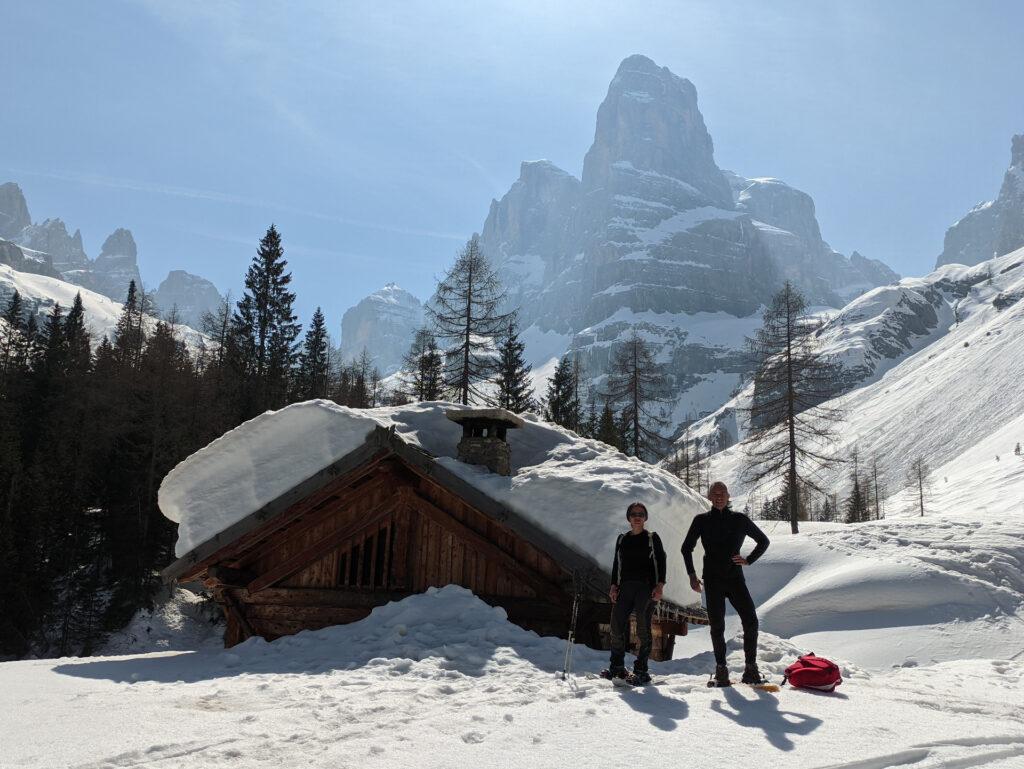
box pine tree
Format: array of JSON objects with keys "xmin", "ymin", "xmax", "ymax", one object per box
[
  {"xmin": 295, "ymin": 307, "xmax": 330, "ymax": 400},
  {"xmin": 493, "ymin": 316, "xmax": 535, "ymax": 413},
  {"xmin": 604, "ymin": 332, "xmax": 669, "ymax": 461},
  {"xmin": 427, "ymin": 234, "xmax": 511, "ymax": 404},
  {"xmin": 544, "ymin": 355, "xmax": 581, "ymax": 430},
  {"xmin": 227, "ymin": 225, "xmax": 301, "ymax": 418},
  {"xmin": 743, "ymin": 282, "xmax": 845, "ymax": 533},
  {"xmin": 595, "ymin": 402, "xmax": 620, "ymax": 450},
  {"xmin": 402, "ymin": 328, "xmax": 444, "ymax": 402}
]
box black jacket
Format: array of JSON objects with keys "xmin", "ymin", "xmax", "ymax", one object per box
[
  {"xmin": 681, "ymin": 507, "xmax": 769, "ymax": 581},
  {"xmin": 611, "ymin": 530, "xmax": 667, "ymax": 586}
]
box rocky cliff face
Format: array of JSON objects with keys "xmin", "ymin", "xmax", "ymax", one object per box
[
  {"xmin": 82, "ymin": 228, "xmax": 143, "ymax": 302},
  {"xmin": 340, "ymin": 283, "xmax": 424, "ymax": 376},
  {"xmin": 18, "ymin": 218, "xmax": 89, "ymax": 273},
  {"xmin": 153, "ymin": 270, "xmax": 224, "ymax": 329},
  {"xmin": 0, "ymin": 183, "xmax": 31, "ymax": 240},
  {"xmin": 937, "ymin": 134, "xmax": 1024, "ymax": 268},
  {"xmin": 479, "ymin": 55, "xmax": 898, "ymax": 431}
]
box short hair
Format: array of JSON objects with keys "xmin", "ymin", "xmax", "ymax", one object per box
[
  {"xmin": 709, "ymin": 481, "xmax": 729, "ymax": 493},
  {"xmin": 626, "ymin": 501, "xmax": 649, "ymax": 518}
]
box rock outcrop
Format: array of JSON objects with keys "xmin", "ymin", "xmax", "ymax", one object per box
[
  {"xmin": 0, "ymin": 183, "xmax": 31, "ymax": 240},
  {"xmin": 153, "ymin": 270, "xmax": 224, "ymax": 329},
  {"xmin": 937, "ymin": 134, "xmax": 1024, "ymax": 268}
]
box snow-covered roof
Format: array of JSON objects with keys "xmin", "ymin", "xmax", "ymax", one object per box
[{"xmin": 159, "ymin": 400, "xmax": 709, "ymax": 606}]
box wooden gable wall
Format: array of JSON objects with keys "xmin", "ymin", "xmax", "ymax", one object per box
[{"xmin": 198, "ymin": 455, "xmax": 575, "ymax": 646}]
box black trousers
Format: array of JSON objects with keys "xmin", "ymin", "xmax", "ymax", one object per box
[
  {"xmin": 705, "ymin": 576, "xmax": 759, "ymax": 666},
  {"xmin": 609, "ymin": 580, "xmax": 656, "ymax": 672}
]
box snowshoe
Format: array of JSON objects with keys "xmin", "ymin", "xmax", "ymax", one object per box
[
  {"xmin": 740, "ymin": 664, "xmax": 781, "ymax": 692},
  {"xmin": 741, "ymin": 664, "xmax": 765, "ymax": 685},
  {"xmin": 599, "ymin": 667, "xmax": 628, "ymax": 681},
  {"xmin": 707, "ymin": 664, "xmax": 731, "ymax": 688},
  {"xmin": 626, "ymin": 670, "xmax": 652, "ymax": 686}
]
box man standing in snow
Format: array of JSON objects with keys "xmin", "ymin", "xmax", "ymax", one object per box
[
  {"xmin": 682, "ymin": 481, "xmax": 770, "ymax": 686},
  {"xmin": 602, "ymin": 502, "xmax": 667, "ymax": 684}
]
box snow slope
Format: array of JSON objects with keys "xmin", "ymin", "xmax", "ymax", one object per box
[
  {"xmin": 4, "ymin": 584, "xmax": 1023, "ymax": 768},
  {"xmin": 0, "ymin": 262, "xmax": 206, "ymax": 350},
  {"xmin": 683, "ymin": 247, "xmax": 1024, "ymax": 473},
  {"xmin": 159, "ymin": 400, "xmax": 709, "ymax": 606}
]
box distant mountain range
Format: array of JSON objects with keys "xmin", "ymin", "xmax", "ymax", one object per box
[{"xmin": 0, "ymin": 181, "xmax": 223, "ymax": 330}]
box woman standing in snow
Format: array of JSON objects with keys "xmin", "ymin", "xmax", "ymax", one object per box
[
  {"xmin": 682, "ymin": 481, "xmax": 770, "ymax": 686},
  {"xmin": 601, "ymin": 502, "xmax": 667, "ymax": 684}
]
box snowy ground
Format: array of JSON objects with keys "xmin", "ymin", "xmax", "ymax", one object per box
[{"xmin": 5, "ymin": 503, "xmax": 1024, "ymax": 768}]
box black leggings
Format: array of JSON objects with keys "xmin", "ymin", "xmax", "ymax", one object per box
[
  {"xmin": 705, "ymin": 577, "xmax": 759, "ymax": 665},
  {"xmin": 609, "ymin": 580, "xmax": 656, "ymax": 672}
]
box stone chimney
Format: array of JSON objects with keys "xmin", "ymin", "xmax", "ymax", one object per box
[{"xmin": 445, "ymin": 408, "xmax": 525, "ymax": 476}]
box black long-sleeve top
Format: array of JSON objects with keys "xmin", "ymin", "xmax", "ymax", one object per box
[
  {"xmin": 611, "ymin": 530, "xmax": 667, "ymax": 586},
  {"xmin": 681, "ymin": 507, "xmax": 769, "ymax": 581}
]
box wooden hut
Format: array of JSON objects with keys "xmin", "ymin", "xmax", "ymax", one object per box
[{"xmin": 162, "ymin": 408, "xmax": 707, "ymax": 660}]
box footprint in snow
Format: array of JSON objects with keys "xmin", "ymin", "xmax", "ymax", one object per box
[{"xmin": 462, "ymin": 732, "xmax": 486, "ymax": 744}]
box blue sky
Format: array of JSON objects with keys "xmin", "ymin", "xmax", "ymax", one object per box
[{"xmin": 3, "ymin": 1, "xmax": 1022, "ymax": 334}]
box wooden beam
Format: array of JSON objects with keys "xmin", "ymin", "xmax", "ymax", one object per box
[
  {"xmin": 222, "ymin": 592, "xmax": 255, "ymax": 640},
  {"xmin": 402, "ymin": 487, "xmax": 565, "ymax": 601},
  {"xmin": 246, "ymin": 496, "xmax": 397, "ymax": 594},
  {"xmin": 207, "ymin": 565, "xmax": 256, "ymax": 587}
]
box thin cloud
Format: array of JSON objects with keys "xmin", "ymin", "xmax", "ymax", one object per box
[{"xmin": 10, "ymin": 167, "xmax": 465, "ymax": 242}]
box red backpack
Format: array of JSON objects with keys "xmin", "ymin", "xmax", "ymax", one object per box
[{"xmin": 783, "ymin": 653, "xmax": 842, "ymax": 692}]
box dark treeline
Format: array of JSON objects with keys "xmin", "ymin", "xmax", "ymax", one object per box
[{"xmin": 0, "ymin": 226, "xmax": 407, "ymax": 659}]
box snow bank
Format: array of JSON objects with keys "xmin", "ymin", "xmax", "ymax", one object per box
[{"xmin": 159, "ymin": 401, "xmax": 709, "ymax": 606}]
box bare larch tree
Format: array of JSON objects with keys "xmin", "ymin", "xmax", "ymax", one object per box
[
  {"xmin": 428, "ymin": 234, "xmax": 511, "ymax": 405},
  {"xmin": 604, "ymin": 331, "xmax": 669, "ymax": 461},
  {"xmin": 744, "ymin": 281, "xmax": 845, "ymax": 533}
]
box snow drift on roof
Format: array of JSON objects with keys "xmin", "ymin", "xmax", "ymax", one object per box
[{"xmin": 158, "ymin": 401, "xmax": 710, "ymax": 606}]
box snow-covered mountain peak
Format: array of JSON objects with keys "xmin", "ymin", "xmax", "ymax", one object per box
[{"xmin": 340, "ymin": 284, "xmax": 424, "ymax": 375}]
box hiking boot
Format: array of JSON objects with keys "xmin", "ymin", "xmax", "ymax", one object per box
[
  {"xmin": 600, "ymin": 666, "xmax": 628, "ymax": 680},
  {"xmin": 741, "ymin": 663, "xmax": 765, "ymax": 685},
  {"xmin": 713, "ymin": 664, "xmax": 730, "ymax": 686}
]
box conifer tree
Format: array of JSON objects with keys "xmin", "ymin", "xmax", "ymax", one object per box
[
  {"xmin": 402, "ymin": 328, "xmax": 444, "ymax": 402},
  {"xmin": 604, "ymin": 332, "xmax": 669, "ymax": 461},
  {"xmin": 227, "ymin": 225, "xmax": 301, "ymax": 417},
  {"xmin": 595, "ymin": 402, "xmax": 620, "ymax": 450},
  {"xmin": 743, "ymin": 281, "xmax": 845, "ymax": 533},
  {"xmin": 493, "ymin": 316, "xmax": 535, "ymax": 413},
  {"xmin": 427, "ymin": 234, "xmax": 510, "ymax": 404},
  {"xmin": 295, "ymin": 307, "xmax": 330, "ymax": 400}
]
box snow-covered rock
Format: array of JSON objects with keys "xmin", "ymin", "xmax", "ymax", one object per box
[
  {"xmin": 339, "ymin": 283, "xmax": 423, "ymax": 375},
  {"xmin": 936, "ymin": 134, "xmax": 1024, "ymax": 267},
  {"xmin": 158, "ymin": 400, "xmax": 709, "ymax": 606},
  {"xmin": 152, "ymin": 269, "xmax": 224, "ymax": 329}
]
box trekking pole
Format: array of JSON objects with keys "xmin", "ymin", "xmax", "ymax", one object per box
[{"xmin": 561, "ymin": 571, "xmax": 582, "ymax": 680}]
